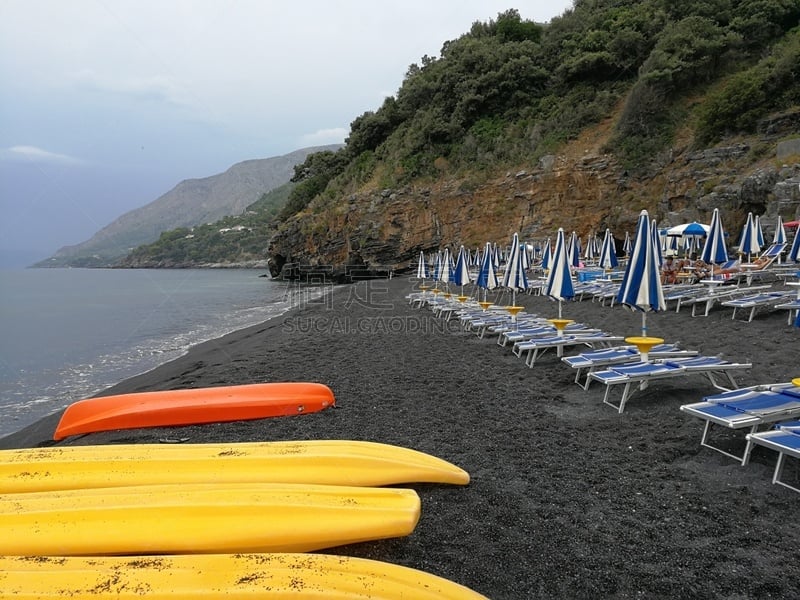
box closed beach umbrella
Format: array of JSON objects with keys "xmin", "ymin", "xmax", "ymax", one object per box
[
  {"xmin": 616, "ymin": 210, "xmax": 665, "ymax": 338},
  {"xmin": 502, "ymin": 232, "xmax": 528, "ymax": 307},
  {"xmin": 435, "ymin": 248, "xmax": 453, "ymax": 290},
  {"xmin": 773, "ymin": 215, "xmax": 787, "ymax": 245},
  {"xmin": 701, "ymin": 208, "xmax": 728, "ymax": 276},
  {"xmin": 755, "ymin": 214, "xmax": 765, "ymax": 248},
  {"xmin": 540, "ymin": 238, "xmax": 552, "ymax": 271},
  {"xmin": 546, "ymin": 228, "xmax": 575, "ymax": 319},
  {"xmin": 453, "ymin": 245, "xmax": 471, "ymax": 294},
  {"xmin": 416, "ymin": 251, "xmax": 429, "ymax": 282},
  {"xmin": 737, "ymin": 212, "xmax": 760, "ymax": 261},
  {"xmin": 567, "ymin": 231, "xmax": 581, "ymax": 268},
  {"xmin": 651, "ymin": 220, "xmax": 664, "ymax": 267},
  {"xmin": 598, "ymin": 228, "xmax": 618, "ymax": 271},
  {"xmin": 622, "ymin": 231, "xmax": 632, "ymax": 257},
  {"xmin": 789, "ymin": 229, "xmax": 800, "ymax": 263},
  {"xmin": 476, "ymin": 241, "xmax": 499, "ymax": 298}
]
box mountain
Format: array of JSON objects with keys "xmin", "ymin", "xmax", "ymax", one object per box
[{"xmin": 34, "ymin": 145, "xmax": 343, "ymax": 268}]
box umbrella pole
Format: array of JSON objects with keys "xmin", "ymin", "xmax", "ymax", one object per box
[{"xmin": 642, "ymin": 311, "xmax": 647, "ymax": 337}]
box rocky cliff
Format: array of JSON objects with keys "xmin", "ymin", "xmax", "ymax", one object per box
[{"xmin": 268, "ymin": 111, "xmax": 800, "ymax": 279}]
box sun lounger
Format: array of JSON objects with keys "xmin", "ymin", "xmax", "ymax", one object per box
[
  {"xmin": 499, "ymin": 322, "xmax": 600, "ymax": 346},
  {"xmin": 679, "ymin": 383, "xmax": 800, "ymax": 462},
  {"xmin": 774, "ymin": 298, "xmax": 800, "ymax": 325},
  {"xmin": 681, "ymin": 285, "xmax": 771, "ymax": 317},
  {"xmin": 720, "ymin": 290, "xmax": 795, "ymax": 321},
  {"xmin": 514, "ymin": 333, "xmax": 624, "ymax": 367},
  {"xmin": 591, "ymin": 356, "xmax": 752, "ymax": 413},
  {"xmin": 562, "ymin": 344, "xmax": 700, "ymax": 389},
  {"xmin": 745, "ymin": 420, "xmax": 800, "ymax": 493}
]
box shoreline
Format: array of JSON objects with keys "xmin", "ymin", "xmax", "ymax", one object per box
[{"xmin": 1, "ymin": 276, "xmax": 798, "ymax": 598}]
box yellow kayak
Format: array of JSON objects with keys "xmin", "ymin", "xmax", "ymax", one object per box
[
  {"xmin": 0, "ymin": 439, "xmax": 469, "ymax": 493},
  {"xmin": 0, "ymin": 483, "xmax": 420, "ymax": 556},
  {"xmin": 0, "ymin": 553, "xmax": 489, "ymax": 599}
]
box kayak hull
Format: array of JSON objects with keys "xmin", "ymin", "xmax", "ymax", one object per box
[
  {"xmin": 0, "ymin": 439, "xmax": 470, "ymax": 493},
  {"xmin": 53, "ymin": 382, "xmax": 335, "ymax": 440}
]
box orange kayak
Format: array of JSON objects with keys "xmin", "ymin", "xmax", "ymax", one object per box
[{"xmin": 53, "ymin": 382, "xmax": 335, "ymax": 440}]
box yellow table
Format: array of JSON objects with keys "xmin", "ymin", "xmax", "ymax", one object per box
[
  {"xmin": 624, "ymin": 336, "xmax": 664, "ymax": 362},
  {"xmin": 547, "ymin": 318, "xmax": 574, "ymax": 337},
  {"xmin": 505, "ymin": 306, "xmax": 525, "ymax": 322},
  {"xmin": 457, "ymin": 295, "xmax": 469, "ymax": 303},
  {"xmin": 792, "ymin": 377, "xmax": 800, "ymax": 387},
  {"xmin": 478, "ymin": 301, "xmax": 492, "ymax": 311}
]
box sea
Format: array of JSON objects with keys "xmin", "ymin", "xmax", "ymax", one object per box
[{"xmin": 0, "ymin": 268, "xmax": 315, "ymax": 439}]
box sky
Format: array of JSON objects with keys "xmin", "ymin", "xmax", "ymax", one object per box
[{"xmin": 0, "ymin": 1, "xmax": 574, "ymax": 268}]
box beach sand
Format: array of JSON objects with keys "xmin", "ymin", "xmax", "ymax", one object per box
[{"xmin": 2, "ymin": 276, "xmax": 799, "ymax": 599}]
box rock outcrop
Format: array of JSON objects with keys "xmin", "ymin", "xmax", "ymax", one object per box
[{"xmin": 268, "ymin": 116, "xmax": 800, "ymax": 279}]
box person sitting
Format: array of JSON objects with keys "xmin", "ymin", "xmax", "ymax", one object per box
[
  {"xmin": 690, "ymin": 256, "xmax": 711, "ymax": 283},
  {"xmin": 661, "ymin": 255, "xmax": 678, "ymax": 284}
]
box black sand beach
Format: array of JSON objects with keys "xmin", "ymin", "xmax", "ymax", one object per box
[{"xmin": 2, "ymin": 276, "xmax": 799, "ymax": 599}]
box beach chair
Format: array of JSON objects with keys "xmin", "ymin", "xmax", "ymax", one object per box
[
  {"xmin": 682, "ymin": 285, "xmax": 771, "ymax": 317},
  {"xmin": 720, "ymin": 290, "xmax": 795, "ymax": 322},
  {"xmin": 774, "ymin": 298, "xmax": 800, "ymax": 325},
  {"xmin": 562, "ymin": 344, "xmax": 700, "ymax": 389},
  {"xmin": 745, "ymin": 420, "xmax": 800, "ymax": 493},
  {"xmin": 591, "ymin": 356, "xmax": 752, "ymax": 414},
  {"xmin": 514, "ymin": 333, "xmax": 625, "ymax": 367},
  {"xmin": 498, "ymin": 322, "xmax": 600, "ymax": 346},
  {"xmin": 679, "ymin": 383, "xmax": 800, "ymax": 463}
]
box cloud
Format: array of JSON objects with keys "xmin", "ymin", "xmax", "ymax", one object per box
[
  {"xmin": 3, "ymin": 145, "xmax": 87, "ymax": 166},
  {"xmin": 70, "ymin": 69, "xmax": 191, "ymax": 108},
  {"xmin": 298, "ymin": 128, "xmax": 348, "ymax": 147}
]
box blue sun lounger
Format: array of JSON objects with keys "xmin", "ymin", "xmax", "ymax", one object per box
[
  {"xmin": 591, "ymin": 356, "xmax": 752, "ymax": 413},
  {"xmin": 562, "ymin": 344, "xmax": 700, "ymax": 389},
  {"xmin": 720, "ymin": 290, "xmax": 794, "ymax": 322},
  {"xmin": 514, "ymin": 333, "xmax": 625, "ymax": 367},
  {"xmin": 745, "ymin": 420, "xmax": 800, "ymax": 493},
  {"xmin": 679, "ymin": 383, "xmax": 800, "ymax": 463}
]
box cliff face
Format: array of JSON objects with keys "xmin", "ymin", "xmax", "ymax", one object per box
[{"xmin": 268, "ymin": 114, "xmax": 800, "ymax": 278}]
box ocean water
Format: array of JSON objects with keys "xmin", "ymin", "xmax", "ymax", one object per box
[{"xmin": 0, "ymin": 268, "xmax": 309, "ymax": 439}]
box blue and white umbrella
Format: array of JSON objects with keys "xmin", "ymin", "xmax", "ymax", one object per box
[
  {"xmin": 666, "ymin": 222, "xmax": 709, "ymax": 238},
  {"xmin": 737, "ymin": 212, "xmax": 760, "ymax": 261},
  {"xmin": 754, "ymin": 214, "xmax": 765, "ymax": 248},
  {"xmin": 622, "ymin": 231, "xmax": 632, "ymax": 257},
  {"xmin": 616, "ymin": 210, "xmax": 665, "ymax": 338},
  {"xmin": 476, "ymin": 241, "xmax": 499, "ymax": 301},
  {"xmin": 567, "ymin": 231, "xmax": 581, "ymax": 268},
  {"xmin": 416, "ymin": 251, "xmax": 429, "ymax": 281},
  {"xmin": 651, "ymin": 220, "xmax": 664, "ymax": 266},
  {"xmin": 545, "ymin": 228, "xmax": 575, "ymax": 320},
  {"xmin": 598, "ymin": 228, "xmax": 618, "ymax": 271},
  {"xmin": 701, "ymin": 207, "xmax": 729, "ymax": 276},
  {"xmin": 540, "ymin": 238, "xmax": 552, "ymax": 271},
  {"xmin": 789, "ymin": 229, "xmax": 800, "ymax": 263},
  {"xmin": 773, "ymin": 215, "xmax": 787, "ymax": 245},
  {"xmin": 435, "ymin": 248, "xmax": 453, "ymax": 288},
  {"xmin": 415, "ymin": 251, "xmax": 430, "ymax": 295},
  {"xmin": 501, "ymin": 232, "xmax": 528, "ymax": 308},
  {"xmin": 453, "ymin": 245, "xmax": 471, "ymax": 295}
]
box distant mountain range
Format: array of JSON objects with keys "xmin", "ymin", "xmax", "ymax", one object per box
[{"xmin": 34, "ymin": 144, "xmax": 343, "ymax": 268}]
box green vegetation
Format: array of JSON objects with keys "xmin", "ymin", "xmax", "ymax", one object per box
[
  {"xmin": 123, "ymin": 0, "xmax": 800, "ymax": 266},
  {"xmin": 121, "ymin": 184, "xmax": 293, "ymax": 266}
]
